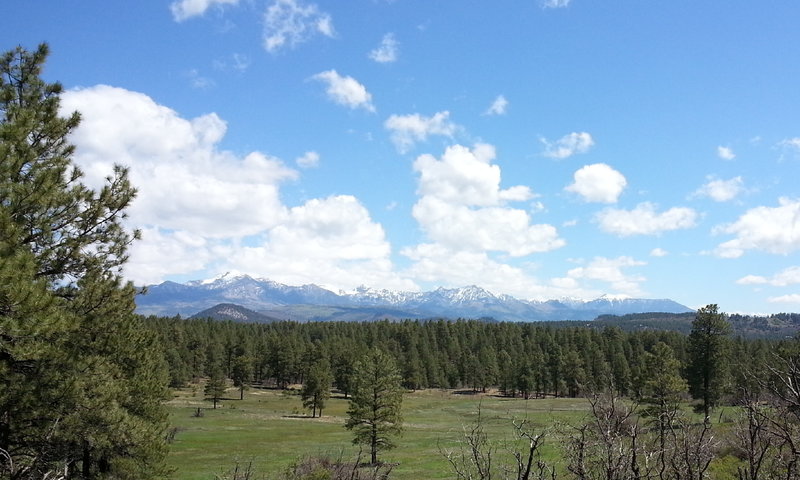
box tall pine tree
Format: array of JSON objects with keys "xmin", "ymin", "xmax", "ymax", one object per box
[
  {"xmin": 0, "ymin": 44, "xmax": 169, "ymax": 479},
  {"xmin": 687, "ymin": 304, "xmax": 731, "ymax": 421},
  {"xmin": 345, "ymin": 348, "xmax": 403, "ymax": 465}
]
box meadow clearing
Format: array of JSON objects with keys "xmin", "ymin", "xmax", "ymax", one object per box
[
  {"xmin": 166, "ymin": 385, "xmax": 748, "ymax": 480},
  {"xmin": 166, "ymin": 385, "xmax": 591, "ymax": 479}
]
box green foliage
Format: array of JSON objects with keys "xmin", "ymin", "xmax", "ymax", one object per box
[
  {"xmin": 231, "ymin": 354, "xmax": 253, "ymax": 400},
  {"xmin": 301, "ymin": 359, "xmax": 332, "ymax": 418},
  {"xmin": 0, "ymin": 44, "xmax": 168, "ymax": 479},
  {"xmin": 687, "ymin": 304, "xmax": 731, "ymax": 419},
  {"xmin": 345, "ymin": 348, "xmax": 404, "ymax": 465},
  {"xmin": 205, "ymin": 372, "xmax": 228, "ymax": 409}
]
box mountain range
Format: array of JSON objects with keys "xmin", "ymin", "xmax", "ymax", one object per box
[{"xmin": 135, "ymin": 273, "xmax": 693, "ymax": 323}]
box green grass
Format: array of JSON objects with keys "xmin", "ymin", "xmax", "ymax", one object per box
[
  {"xmin": 166, "ymin": 386, "xmax": 747, "ymax": 479},
  {"xmin": 166, "ymin": 386, "xmax": 588, "ymax": 479}
]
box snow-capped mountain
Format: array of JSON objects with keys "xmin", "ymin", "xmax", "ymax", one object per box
[{"xmin": 135, "ymin": 274, "xmax": 693, "ymax": 322}]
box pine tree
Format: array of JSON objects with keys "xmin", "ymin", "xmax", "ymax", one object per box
[
  {"xmin": 231, "ymin": 354, "xmax": 252, "ymax": 400},
  {"xmin": 642, "ymin": 341, "xmax": 688, "ymax": 474},
  {"xmin": 345, "ymin": 348, "xmax": 404, "ymax": 465},
  {"xmin": 688, "ymin": 304, "xmax": 731, "ymax": 420},
  {"xmin": 0, "ymin": 44, "xmax": 169, "ymax": 479},
  {"xmin": 204, "ymin": 371, "xmax": 227, "ymax": 409},
  {"xmin": 301, "ymin": 359, "xmax": 332, "ymax": 418}
]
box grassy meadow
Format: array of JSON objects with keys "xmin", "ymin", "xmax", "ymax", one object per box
[{"xmin": 166, "ymin": 385, "xmax": 590, "ymax": 479}]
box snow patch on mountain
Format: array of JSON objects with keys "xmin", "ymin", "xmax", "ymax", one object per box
[{"xmin": 137, "ymin": 274, "xmax": 693, "ymax": 321}]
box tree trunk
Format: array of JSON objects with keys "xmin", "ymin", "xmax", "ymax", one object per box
[{"xmin": 371, "ymin": 423, "xmax": 378, "ymax": 465}]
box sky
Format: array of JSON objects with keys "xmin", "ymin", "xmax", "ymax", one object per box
[{"xmin": 3, "ymin": 0, "xmax": 800, "ymax": 314}]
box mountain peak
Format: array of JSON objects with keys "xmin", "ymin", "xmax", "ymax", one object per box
[{"xmin": 137, "ymin": 275, "xmax": 693, "ymax": 321}]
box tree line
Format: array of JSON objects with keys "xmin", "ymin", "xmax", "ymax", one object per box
[{"xmin": 144, "ymin": 305, "xmax": 777, "ymax": 410}]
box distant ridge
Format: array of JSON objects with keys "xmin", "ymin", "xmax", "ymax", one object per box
[
  {"xmin": 136, "ymin": 273, "xmax": 693, "ymax": 322},
  {"xmin": 190, "ymin": 303, "xmax": 283, "ymax": 323}
]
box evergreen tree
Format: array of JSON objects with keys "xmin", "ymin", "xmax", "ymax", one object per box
[
  {"xmin": 0, "ymin": 44, "xmax": 168, "ymax": 479},
  {"xmin": 345, "ymin": 348, "xmax": 404, "ymax": 465},
  {"xmin": 687, "ymin": 304, "xmax": 731, "ymax": 420},
  {"xmin": 204, "ymin": 371, "xmax": 227, "ymax": 409},
  {"xmin": 301, "ymin": 359, "xmax": 332, "ymax": 418},
  {"xmin": 642, "ymin": 341, "xmax": 688, "ymax": 474},
  {"xmin": 231, "ymin": 354, "xmax": 252, "ymax": 400}
]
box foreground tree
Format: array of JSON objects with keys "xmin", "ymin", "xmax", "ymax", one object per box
[
  {"xmin": 0, "ymin": 44, "xmax": 168, "ymax": 479},
  {"xmin": 687, "ymin": 304, "xmax": 731, "ymax": 420},
  {"xmin": 345, "ymin": 348, "xmax": 404, "ymax": 465}
]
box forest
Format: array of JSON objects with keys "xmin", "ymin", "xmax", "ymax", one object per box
[{"xmin": 145, "ymin": 308, "xmax": 800, "ymax": 480}]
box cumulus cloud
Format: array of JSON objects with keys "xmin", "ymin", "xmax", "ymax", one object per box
[
  {"xmin": 384, "ymin": 111, "xmax": 459, "ymax": 153},
  {"xmin": 714, "ymin": 198, "xmax": 800, "ymax": 258},
  {"xmin": 296, "ymin": 151, "xmax": 320, "ymax": 168},
  {"xmin": 484, "ymin": 95, "xmax": 508, "ymax": 116},
  {"xmin": 170, "ymin": 0, "xmax": 239, "ymax": 21},
  {"xmin": 61, "ymin": 85, "xmax": 297, "ymax": 240},
  {"xmin": 737, "ymin": 266, "xmax": 800, "ymax": 287},
  {"xmin": 540, "ymin": 132, "xmax": 594, "ymax": 159},
  {"xmin": 227, "ymin": 195, "xmax": 416, "ymax": 292},
  {"xmin": 650, "ymin": 248, "xmax": 669, "ymax": 257},
  {"xmin": 596, "ymin": 202, "xmax": 699, "ymax": 236},
  {"xmin": 779, "ymin": 138, "xmax": 800, "ymax": 152},
  {"xmin": 565, "ymin": 163, "xmax": 627, "ymax": 203},
  {"xmin": 409, "ymin": 144, "xmax": 564, "ymax": 257},
  {"xmin": 399, "ymin": 144, "xmax": 569, "ymax": 300},
  {"xmin": 567, "ymin": 256, "xmax": 647, "ymax": 296},
  {"xmin": 59, "ymin": 85, "xmax": 413, "ymax": 291},
  {"xmin": 368, "ymin": 33, "xmax": 398, "ymax": 63},
  {"xmin": 717, "ymin": 146, "xmax": 736, "ymax": 160},
  {"xmin": 126, "ymin": 228, "xmax": 216, "ymax": 285},
  {"xmin": 312, "ymin": 70, "xmax": 375, "ymax": 112},
  {"xmin": 769, "ymin": 294, "xmax": 800, "ymax": 304},
  {"xmin": 263, "ymin": 0, "xmax": 334, "ymax": 53},
  {"xmin": 692, "ymin": 176, "xmax": 744, "ymax": 202}
]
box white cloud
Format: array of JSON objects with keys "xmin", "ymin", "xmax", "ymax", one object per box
[
  {"xmin": 596, "ymin": 202, "xmax": 699, "ymax": 236},
  {"xmin": 768, "ymin": 294, "xmax": 800, "ymax": 304},
  {"xmin": 296, "ymin": 151, "xmax": 320, "ymax": 168},
  {"xmin": 384, "ymin": 111, "xmax": 458, "ymax": 153},
  {"xmin": 263, "ymin": 0, "xmax": 335, "ymax": 53},
  {"xmin": 410, "ymin": 144, "xmax": 564, "ymax": 257},
  {"xmin": 540, "ymin": 132, "xmax": 594, "ymax": 159},
  {"xmin": 543, "ymin": 0, "xmax": 571, "ymax": 8},
  {"xmin": 369, "ymin": 33, "xmax": 399, "ymax": 63},
  {"xmin": 779, "ymin": 138, "xmax": 800, "ymax": 152},
  {"xmin": 312, "ymin": 70, "xmax": 375, "ymax": 112},
  {"xmin": 650, "ymin": 248, "xmax": 668, "ymax": 257},
  {"xmin": 126, "ymin": 228, "xmax": 215, "ymax": 285},
  {"xmin": 714, "ymin": 198, "xmax": 800, "ymax": 258},
  {"xmin": 738, "ymin": 267, "xmax": 800, "ymax": 287},
  {"xmin": 61, "ymin": 86, "xmax": 298, "ymax": 241},
  {"xmin": 170, "ymin": 0, "xmax": 239, "ymax": 22},
  {"xmin": 484, "ymin": 95, "xmax": 509, "ymax": 116},
  {"xmin": 228, "ymin": 195, "xmax": 416, "ymax": 292},
  {"xmin": 736, "ymin": 275, "xmax": 767, "ymax": 285},
  {"xmin": 567, "ymin": 256, "xmax": 647, "ymax": 296},
  {"xmin": 692, "ymin": 176, "xmax": 744, "ymax": 202},
  {"xmin": 717, "ymin": 146, "xmax": 736, "ymax": 160},
  {"xmin": 58, "ymin": 85, "xmax": 414, "ymax": 292},
  {"xmin": 399, "ymin": 144, "xmax": 571, "ymax": 300},
  {"xmin": 565, "ymin": 163, "xmax": 627, "ymax": 203}
]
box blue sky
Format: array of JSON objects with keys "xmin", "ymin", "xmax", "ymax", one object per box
[{"xmin": 4, "ymin": 0, "xmax": 800, "ymax": 313}]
